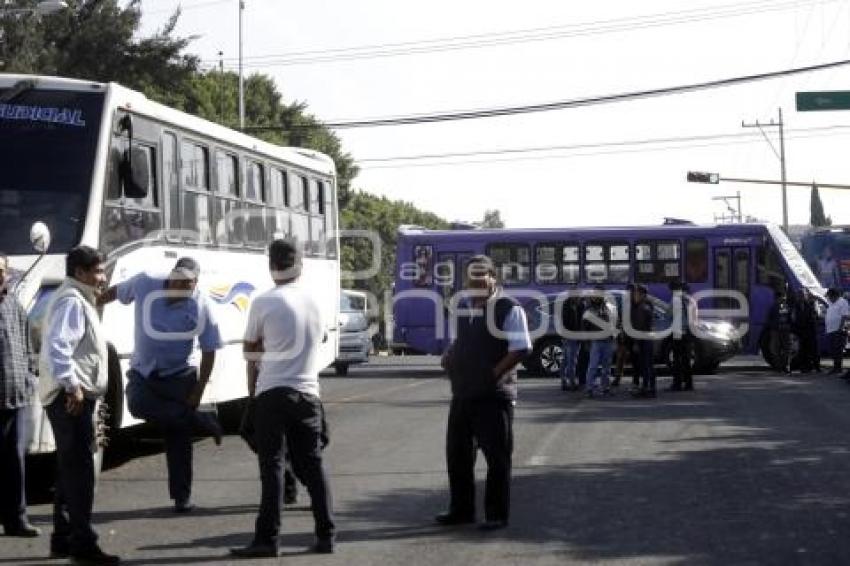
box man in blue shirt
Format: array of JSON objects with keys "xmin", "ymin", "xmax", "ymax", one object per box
[{"xmin": 100, "ymin": 257, "xmax": 223, "ymax": 513}]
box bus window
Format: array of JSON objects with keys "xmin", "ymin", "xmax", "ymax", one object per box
[
  {"xmin": 181, "ymin": 141, "xmax": 209, "ymax": 190},
  {"xmin": 635, "ymin": 240, "xmax": 681, "ymax": 283},
  {"xmin": 101, "ymin": 142, "xmax": 161, "ymax": 254},
  {"xmin": 685, "ymin": 238, "xmax": 708, "ymax": 283},
  {"xmin": 562, "ymin": 244, "xmax": 580, "ymax": 284},
  {"xmin": 268, "ymin": 209, "xmax": 291, "ymax": 240},
  {"xmin": 756, "ymin": 244, "xmax": 786, "ymax": 289},
  {"xmin": 414, "ymin": 245, "xmax": 434, "ymax": 287},
  {"xmin": 535, "ymin": 244, "xmax": 558, "ymax": 284},
  {"xmin": 215, "ymin": 151, "xmax": 238, "ymax": 196},
  {"xmin": 291, "ymin": 212, "xmax": 310, "ymax": 254},
  {"xmin": 308, "ymin": 179, "xmax": 326, "ymax": 256},
  {"xmin": 316, "ymin": 180, "xmax": 326, "ymax": 215},
  {"xmin": 245, "ymin": 160, "xmax": 264, "ymax": 202},
  {"xmin": 287, "ymin": 172, "xmax": 306, "ymax": 210},
  {"xmin": 163, "ymin": 133, "xmax": 180, "ymax": 240},
  {"xmin": 734, "ymin": 248, "xmax": 750, "ymax": 295},
  {"xmin": 608, "ymin": 242, "xmax": 631, "ymax": 283},
  {"xmin": 324, "ymin": 181, "xmax": 337, "ymax": 258},
  {"xmin": 488, "ymin": 243, "xmax": 531, "ymax": 286},
  {"xmin": 268, "ymin": 168, "xmax": 287, "ymax": 207}
]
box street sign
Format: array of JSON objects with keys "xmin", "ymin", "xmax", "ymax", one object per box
[
  {"xmin": 796, "ymin": 91, "xmax": 850, "ymax": 111},
  {"xmin": 687, "ymin": 171, "xmax": 719, "ymax": 184}
]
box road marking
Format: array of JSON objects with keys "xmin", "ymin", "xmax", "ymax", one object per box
[{"xmin": 325, "ymin": 378, "xmax": 438, "ymax": 405}]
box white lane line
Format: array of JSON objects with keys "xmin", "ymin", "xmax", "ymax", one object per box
[
  {"xmin": 525, "ymin": 410, "xmax": 575, "ymax": 467},
  {"xmin": 324, "ymin": 378, "xmax": 438, "ymax": 405}
]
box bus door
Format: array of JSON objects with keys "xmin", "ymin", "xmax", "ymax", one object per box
[
  {"xmin": 714, "ymin": 246, "xmax": 752, "ymax": 348},
  {"xmin": 435, "ymin": 251, "xmax": 473, "ymax": 352}
]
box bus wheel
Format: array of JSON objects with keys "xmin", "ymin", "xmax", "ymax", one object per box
[
  {"xmin": 532, "ymin": 337, "xmax": 563, "ymax": 378},
  {"xmin": 760, "ymin": 330, "xmax": 801, "ymax": 371},
  {"xmin": 335, "ymin": 362, "xmax": 350, "ymax": 376}
]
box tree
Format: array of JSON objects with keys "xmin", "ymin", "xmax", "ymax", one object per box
[
  {"xmin": 0, "ymin": 1, "xmax": 199, "ymax": 104},
  {"xmin": 481, "ymin": 209, "xmax": 505, "ymax": 229},
  {"xmin": 810, "ymin": 185, "xmax": 832, "ymax": 227}
]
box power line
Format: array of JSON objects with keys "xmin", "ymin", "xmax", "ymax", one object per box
[
  {"xmin": 356, "ymin": 125, "xmax": 850, "ymax": 170},
  {"xmin": 355, "ymin": 125, "xmax": 850, "ymax": 163},
  {"xmin": 201, "ymin": 0, "xmax": 840, "ymax": 68},
  {"xmin": 240, "ymin": 58, "xmax": 850, "ymax": 131}
]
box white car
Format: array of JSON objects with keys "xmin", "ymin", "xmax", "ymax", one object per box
[{"xmin": 335, "ymin": 290, "xmax": 371, "ymax": 375}]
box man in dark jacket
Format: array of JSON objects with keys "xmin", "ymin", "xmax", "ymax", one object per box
[
  {"xmin": 769, "ymin": 287, "xmax": 793, "ymax": 375},
  {"xmin": 560, "ymin": 294, "xmax": 584, "ymax": 391},
  {"xmin": 630, "ymin": 284, "xmax": 656, "ymax": 397},
  {"xmin": 437, "ymin": 255, "xmax": 532, "ymax": 531},
  {"xmin": 793, "ymin": 288, "xmax": 820, "ymax": 373}
]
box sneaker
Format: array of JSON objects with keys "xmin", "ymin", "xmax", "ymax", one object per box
[
  {"xmin": 174, "ymin": 499, "xmax": 195, "ymax": 514},
  {"xmin": 3, "ymin": 522, "xmax": 41, "ymax": 537},
  {"xmin": 478, "ymin": 519, "xmax": 508, "ymax": 531}
]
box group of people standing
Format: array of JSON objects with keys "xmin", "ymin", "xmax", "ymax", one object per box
[
  {"xmin": 0, "ymin": 240, "xmax": 336, "ymax": 564},
  {"xmin": 559, "ymin": 281, "xmax": 694, "ymax": 399}
]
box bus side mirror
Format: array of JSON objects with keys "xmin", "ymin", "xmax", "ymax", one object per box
[{"xmin": 120, "ymin": 146, "xmax": 150, "ymax": 199}]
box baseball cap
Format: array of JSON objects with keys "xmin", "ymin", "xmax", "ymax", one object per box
[{"xmin": 172, "ymin": 257, "xmax": 200, "ymax": 280}]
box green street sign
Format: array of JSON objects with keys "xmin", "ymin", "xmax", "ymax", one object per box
[{"xmin": 796, "ymin": 91, "xmax": 850, "ymax": 111}]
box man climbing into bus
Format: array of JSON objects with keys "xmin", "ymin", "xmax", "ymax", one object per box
[
  {"xmin": 40, "ymin": 246, "xmax": 120, "ymax": 564},
  {"xmin": 99, "ymin": 257, "xmax": 223, "ymax": 514},
  {"xmin": 437, "ymin": 255, "xmax": 532, "ymax": 530},
  {"xmin": 0, "ymin": 252, "xmax": 40, "ymax": 539}
]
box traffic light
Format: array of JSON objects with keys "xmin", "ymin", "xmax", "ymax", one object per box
[{"xmin": 686, "ymin": 171, "xmax": 720, "ymax": 184}]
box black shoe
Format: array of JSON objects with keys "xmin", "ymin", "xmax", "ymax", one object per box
[
  {"xmin": 682, "ymin": 384, "xmax": 694, "ymax": 391},
  {"xmin": 230, "ymin": 543, "xmax": 281, "ymax": 558},
  {"xmin": 174, "ymin": 499, "xmax": 195, "ymax": 513},
  {"xmin": 284, "ymin": 492, "xmax": 297, "ymax": 505},
  {"xmin": 435, "ymin": 512, "xmax": 475, "ymax": 526},
  {"xmin": 197, "ymin": 412, "xmax": 223, "ymax": 446},
  {"xmin": 70, "ymin": 547, "xmax": 121, "ymax": 565},
  {"xmin": 4, "ymin": 522, "xmax": 41, "ymax": 537},
  {"xmin": 478, "ymin": 519, "xmax": 508, "ymax": 531},
  {"xmin": 314, "ymin": 538, "xmax": 335, "ymax": 554},
  {"xmin": 50, "ymin": 538, "xmax": 70, "ymax": 558},
  {"xmin": 611, "ymin": 376, "xmax": 621, "ymax": 387}
]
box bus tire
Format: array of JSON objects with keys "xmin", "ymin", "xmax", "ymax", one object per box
[
  {"xmin": 760, "ymin": 329, "xmax": 801, "ymax": 372},
  {"xmin": 335, "ymin": 362, "xmax": 350, "ymax": 376},
  {"xmin": 531, "ymin": 337, "xmax": 563, "ymax": 378}
]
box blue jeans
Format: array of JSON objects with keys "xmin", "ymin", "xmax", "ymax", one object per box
[
  {"xmin": 126, "ymin": 368, "xmax": 206, "ymax": 503},
  {"xmin": 586, "ymin": 339, "xmax": 614, "ymax": 391},
  {"xmin": 561, "ymin": 339, "xmax": 580, "ymax": 384}
]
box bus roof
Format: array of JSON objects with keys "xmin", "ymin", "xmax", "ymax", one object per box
[
  {"xmin": 0, "ymin": 74, "xmax": 336, "ymax": 177},
  {"xmin": 397, "ymin": 222, "xmax": 774, "ymax": 241}
]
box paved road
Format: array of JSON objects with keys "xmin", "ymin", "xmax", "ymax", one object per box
[{"xmin": 3, "ymin": 356, "xmax": 850, "ymax": 565}]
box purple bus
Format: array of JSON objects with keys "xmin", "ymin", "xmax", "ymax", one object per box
[{"xmin": 392, "ymin": 221, "xmax": 827, "ymax": 373}]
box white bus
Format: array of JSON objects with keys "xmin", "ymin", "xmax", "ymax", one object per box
[{"xmin": 1, "ymin": 74, "xmax": 341, "ymax": 458}]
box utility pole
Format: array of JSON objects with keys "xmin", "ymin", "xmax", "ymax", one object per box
[
  {"xmin": 238, "ymin": 0, "xmax": 245, "ymax": 130},
  {"xmin": 742, "ymin": 108, "xmax": 788, "ymax": 233}
]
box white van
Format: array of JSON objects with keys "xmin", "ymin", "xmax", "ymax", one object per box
[{"xmin": 335, "ymin": 289, "xmax": 371, "ymax": 375}]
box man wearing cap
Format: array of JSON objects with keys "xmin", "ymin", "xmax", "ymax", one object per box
[
  {"xmin": 436, "ymin": 254, "xmax": 532, "ymax": 531},
  {"xmin": 99, "ymin": 257, "xmax": 223, "ymax": 513},
  {"xmin": 231, "ymin": 238, "xmax": 336, "ymax": 558}
]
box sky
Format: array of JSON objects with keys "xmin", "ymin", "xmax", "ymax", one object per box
[{"xmin": 133, "ymin": 0, "xmax": 850, "ymax": 229}]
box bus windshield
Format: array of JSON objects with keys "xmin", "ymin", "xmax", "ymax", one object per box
[
  {"xmin": 767, "ymin": 224, "xmax": 822, "ymax": 290},
  {"xmin": 0, "ymin": 87, "xmax": 104, "ymax": 254}
]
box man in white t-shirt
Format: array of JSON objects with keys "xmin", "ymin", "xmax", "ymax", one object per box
[
  {"xmin": 825, "ymin": 288, "xmax": 850, "ymax": 374},
  {"xmin": 230, "ymin": 239, "xmax": 335, "ymax": 559}
]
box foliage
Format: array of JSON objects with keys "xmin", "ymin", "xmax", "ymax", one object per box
[
  {"xmin": 809, "ymin": 185, "xmax": 832, "ymax": 227},
  {"xmin": 0, "ymin": 1, "xmax": 199, "ymax": 106},
  {"xmin": 481, "ymin": 209, "xmax": 505, "ymax": 228},
  {"xmin": 340, "ymin": 191, "xmax": 448, "ymax": 312}
]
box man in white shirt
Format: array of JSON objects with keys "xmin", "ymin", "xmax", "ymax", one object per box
[
  {"xmin": 230, "ymin": 239, "xmax": 335, "ymax": 559},
  {"xmin": 825, "ymin": 288, "xmax": 850, "ymax": 374}
]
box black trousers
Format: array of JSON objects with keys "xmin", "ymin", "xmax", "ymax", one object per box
[
  {"xmin": 0, "ymin": 407, "xmax": 29, "ymax": 530},
  {"xmin": 829, "ymin": 331, "xmax": 846, "ymax": 371},
  {"xmin": 254, "ymin": 387, "xmax": 335, "ymax": 545},
  {"xmin": 46, "ymin": 396, "xmax": 99, "ymax": 554},
  {"xmin": 446, "ymin": 397, "xmax": 514, "ymax": 522},
  {"xmin": 671, "ymin": 336, "xmax": 693, "ymax": 389},
  {"xmin": 798, "ymin": 328, "xmax": 820, "ymax": 371},
  {"xmin": 637, "ymin": 340, "xmax": 656, "ymax": 391}
]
